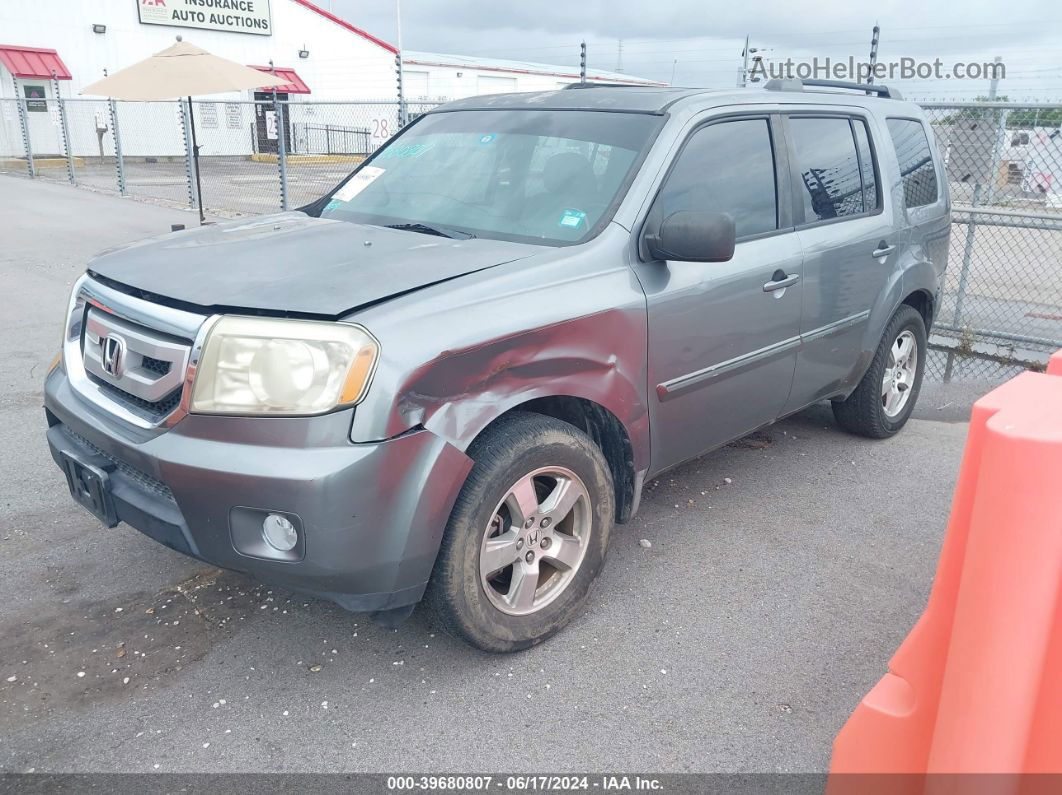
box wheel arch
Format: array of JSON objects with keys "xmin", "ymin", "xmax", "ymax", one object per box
[
  {"xmin": 469, "ymin": 395, "xmax": 640, "ymax": 524},
  {"xmin": 901, "ymin": 288, "xmax": 935, "ymax": 333}
]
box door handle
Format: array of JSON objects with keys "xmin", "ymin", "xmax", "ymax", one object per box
[
  {"xmin": 763, "ymin": 273, "xmax": 800, "ymax": 292},
  {"xmin": 872, "ymin": 244, "xmax": 896, "ymax": 258}
]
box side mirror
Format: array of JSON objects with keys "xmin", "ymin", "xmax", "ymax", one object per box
[{"xmin": 645, "ymin": 211, "xmax": 736, "ymax": 263}]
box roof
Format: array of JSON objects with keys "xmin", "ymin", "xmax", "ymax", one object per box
[
  {"xmin": 435, "ymin": 84, "xmax": 926, "ymax": 116},
  {"xmin": 290, "ymin": 0, "xmax": 397, "ymax": 54},
  {"xmin": 0, "ymin": 44, "xmax": 72, "ymax": 79},
  {"xmin": 436, "ymin": 86, "xmax": 714, "ymax": 114},
  {"xmin": 402, "ymin": 50, "xmax": 665, "ymax": 86},
  {"xmin": 250, "ymin": 65, "xmax": 311, "ymax": 94}
]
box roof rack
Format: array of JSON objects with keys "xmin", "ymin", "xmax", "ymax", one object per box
[{"xmin": 763, "ymin": 77, "xmax": 903, "ymax": 100}]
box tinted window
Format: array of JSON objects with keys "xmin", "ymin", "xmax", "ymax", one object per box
[
  {"xmin": 853, "ymin": 120, "xmax": 879, "ymax": 212},
  {"xmin": 655, "ymin": 119, "xmax": 777, "ymax": 239},
  {"xmin": 887, "ymin": 118, "xmax": 939, "ymax": 208},
  {"xmin": 790, "ymin": 117, "xmax": 865, "ymax": 222}
]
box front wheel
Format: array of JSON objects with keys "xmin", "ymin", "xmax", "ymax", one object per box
[
  {"xmin": 425, "ymin": 412, "xmax": 614, "ymax": 653},
  {"xmin": 832, "ymin": 304, "xmax": 927, "ymax": 438}
]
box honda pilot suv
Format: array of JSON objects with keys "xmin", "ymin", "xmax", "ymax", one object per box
[{"xmin": 45, "ymin": 80, "xmax": 950, "ymax": 652}]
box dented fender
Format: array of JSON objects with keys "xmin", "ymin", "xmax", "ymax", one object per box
[{"xmin": 347, "ymin": 225, "xmax": 651, "ymax": 473}]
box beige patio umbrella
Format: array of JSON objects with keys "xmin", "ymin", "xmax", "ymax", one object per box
[{"xmin": 81, "ymin": 38, "xmax": 289, "ymax": 222}]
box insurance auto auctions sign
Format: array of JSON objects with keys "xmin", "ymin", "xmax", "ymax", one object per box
[{"xmin": 138, "ymin": 0, "xmax": 272, "ymax": 36}]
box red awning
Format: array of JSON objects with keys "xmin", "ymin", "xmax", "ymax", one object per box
[
  {"xmin": 249, "ymin": 65, "xmax": 311, "ymax": 94},
  {"xmin": 0, "ymin": 45, "xmax": 72, "ymax": 80}
]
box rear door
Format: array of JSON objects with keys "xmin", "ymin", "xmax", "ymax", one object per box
[
  {"xmin": 782, "ymin": 112, "xmax": 897, "ymax": 411},
  {"xmin": 633, "ymin": 114, "xmax": 804, "ymax": 474}
]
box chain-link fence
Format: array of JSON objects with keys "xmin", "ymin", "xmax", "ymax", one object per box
[
  {"xmin": 0, "ymin": 97, "xmax": 439, "ymax": 214},
  {"xmin": 2, "ymin": 95, "xmax": 1060, "ymax": 384},
  {"xmin": 923, "ymin": 102, "xmax": 1062, "ymax": 381}
]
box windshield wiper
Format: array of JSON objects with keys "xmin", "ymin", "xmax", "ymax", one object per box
[{"xmin": 383, "ymin": 222, "xmax": 476, "ymax": 240}]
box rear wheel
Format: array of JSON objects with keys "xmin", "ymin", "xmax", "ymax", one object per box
[
  {"xmin": 832, "ymin": 305, "xmax": 927, "ymax": 438},
  {"xmin": 425, "ymin": 412, "xmax": 614, "ymax": 653}
]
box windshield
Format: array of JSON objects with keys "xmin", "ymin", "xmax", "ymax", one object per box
[{"xmin": 319, "ymin": 109, "xmax": 662, "ymax": 246}]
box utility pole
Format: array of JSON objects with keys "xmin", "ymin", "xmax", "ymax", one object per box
[
  {"xmin": 866, "ymin": 24, "xmax": 880, "ymax": 91},
  {"xmin": 739, "ymin": 35, "xmax": 750, "ymax": 87},
  {"xmin": 987, "ymin": 54, "xmax": 1003, "ymax": 99},
  {"xmin": 739, "ymin": 36, "xmax": 765, "ymax": 86}
]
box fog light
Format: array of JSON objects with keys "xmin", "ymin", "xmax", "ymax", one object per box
[{"xmin": 262, "ymin": 513, "xmax": 298, "ymax": 551}]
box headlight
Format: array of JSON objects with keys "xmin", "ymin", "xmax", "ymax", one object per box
[{"xmin": 190, "ymin": 316, "xmax": 379, "ymax": 416}]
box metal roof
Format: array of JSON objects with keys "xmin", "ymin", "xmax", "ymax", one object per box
[
  {"xmin": 249, "ymin": 65, "xmax": 311, "ymax": 94},
  {"xmin": 0, "ymin": 44, "xmax": 72, "ymax": 80},
  {"xmin": 402, "ymin": 50, "xmax": 664, "ymax": 86}
]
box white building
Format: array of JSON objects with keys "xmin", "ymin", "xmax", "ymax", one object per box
[
  {"xmin": 0, "ymin": 0, "xmax": 661, "ymax": 160},
  {"xmin": 401, "ymin": 51, "xmax": 664, "ymax": 102},
  {"xmin": 0, "ymin": 0, "xmax": 402, "ymax": 158}
]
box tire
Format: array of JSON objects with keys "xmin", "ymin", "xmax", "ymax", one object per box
[
  {"xmin": 425, "ymin": 411, "xmax": 615, "ymax": 653},
  {"xmin": 832, "ymin": 305, "xmax": 927, "ymax": 439}
]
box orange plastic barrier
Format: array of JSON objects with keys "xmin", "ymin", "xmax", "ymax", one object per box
[
  {"xmin": 829, "ymin": 351, "xmax": 1062, "ymax": 778},
  {"xmin": 1049, "ymin": 349, "xmax": 1062, "ymax": 376}
]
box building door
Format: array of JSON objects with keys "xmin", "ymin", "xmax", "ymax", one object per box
[
  {"xmin": 476, "ymin": 75, "xmax": 517, "ymax": 95},
  {"xmin": 20, "ymin": 80, "xmax": 63, "ymax": 157},
  {"xmin": 253, "ymin": 92, "xmax": 291, "ymax": 154}
]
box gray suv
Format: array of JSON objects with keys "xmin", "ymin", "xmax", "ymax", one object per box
[{"xmin": 45, "ymin": 80, "xmax": 950, "ymax": 652}]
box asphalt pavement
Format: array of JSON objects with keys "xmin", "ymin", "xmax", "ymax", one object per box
[{"xmin": 0, "ymin": 176, "xmax": 983, "ymax": 773}]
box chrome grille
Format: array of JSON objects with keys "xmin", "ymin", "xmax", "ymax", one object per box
[
  {"xmin": 64, "ymin": 275, "xmax": 209, "ymax": 430},
  {"xmin": 83, "ymin": 308, "xmax": 189, "ymax": 406}
]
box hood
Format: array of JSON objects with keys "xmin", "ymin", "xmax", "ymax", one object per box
[{"xmin": 87, "ymin": 213, "xmax": 542, "ymax": 316}]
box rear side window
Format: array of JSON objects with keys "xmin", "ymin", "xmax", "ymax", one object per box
[
  {"xmin": 654, "ymin": 118, "xmax": 778, "ymax": 239},
  {"xmin": 886, "ymin": 118, "xmax": 939, "ymax": 208},
  {"xmin": 789, "ymin": 117, "xmax": 865, "ymax": 222}
]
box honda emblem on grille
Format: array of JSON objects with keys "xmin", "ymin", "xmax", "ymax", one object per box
[{"xmin": 100, "ymin": 335, "xmax": 126, "ymax": 378}]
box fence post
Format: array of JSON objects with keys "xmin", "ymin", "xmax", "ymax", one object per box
[
  {"xmin": 52, "ymin": 72, "xmax": 75, "ymax": 184},
  {"xmin": 983, "ymin": 108, "xmax": 1009, "ymax": 208},
  {"xmin": 178, "ymin": 99, "xmax": 197, "ymax": 210},
  {"xmin": 580, "ymin": 41, "xmax": 587, "ymax": 83},
  {"xmin": 12, "ymin": 76, "xmax": 35, "ymax": 178},
  {"xmin": 395, "ymin": 52, "xmax": 408, "ymax": 129},
  {"xmin": 276, "ymin": 98, "xmax": 289, "ymax": 211},
  {"xmin": 108, "ymin": 98, "xmax": 126, "ymax": 195}
]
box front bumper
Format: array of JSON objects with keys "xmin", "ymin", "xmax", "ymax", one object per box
[{"xmin": 44, "ymin": 367, "xmax": 472, "ymax": 612}]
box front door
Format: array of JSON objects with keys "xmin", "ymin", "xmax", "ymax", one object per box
[
  {"xmin": 254, "ymin": 91, "xmax": 291, "ymax": 154},
  {"xmin": 634, "ymin": 116, "xmax": 804, "ymax": 475}
]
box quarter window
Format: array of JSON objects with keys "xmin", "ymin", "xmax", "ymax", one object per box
[
  {"xmin": 789, "ymin": 117, "xmax": 865, "ymax": 222},
  {"xmin": 887, "ymin": 118, "xmax": 939, "ymax": 208},
  {"xmin": 654, "ymin": 118, "xmax": 778, "ymax": 239}
]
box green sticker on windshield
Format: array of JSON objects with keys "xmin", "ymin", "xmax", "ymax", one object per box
[
  {"xmin": 377, "ymin": 142, "xmax": 435, "ymax": 160},
  {"xmin": 559, "ymin": 209, "xmax": 587, "ymax": 229},
  {"xmin": 324, "ymin": 199, "xmax": 344, "ymax": 211}
]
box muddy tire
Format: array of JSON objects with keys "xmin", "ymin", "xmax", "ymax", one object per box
[{"xmin": 425, "ymin": 412, "xmax": 614, "ymax": 653}]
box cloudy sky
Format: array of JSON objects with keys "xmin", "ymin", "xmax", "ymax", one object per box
[{"xmin": 330, "ymin": 0, "xmax": 1062, "ymax": 99}]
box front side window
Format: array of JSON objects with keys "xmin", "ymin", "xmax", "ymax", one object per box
[
  {"xmin": 887, "ymin": 118, "xmax": 939, "ymax": 208},
  {"xmin": 789, "ymin": 117, "xmax": 866, "ymax": 222},
  {"xmin": 653, "ymin": 118, "xmax": 778, "ymax": 239},
  {"xmin": 319, "ymin": 109, "xmax": 661, "ymax": 246}
]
